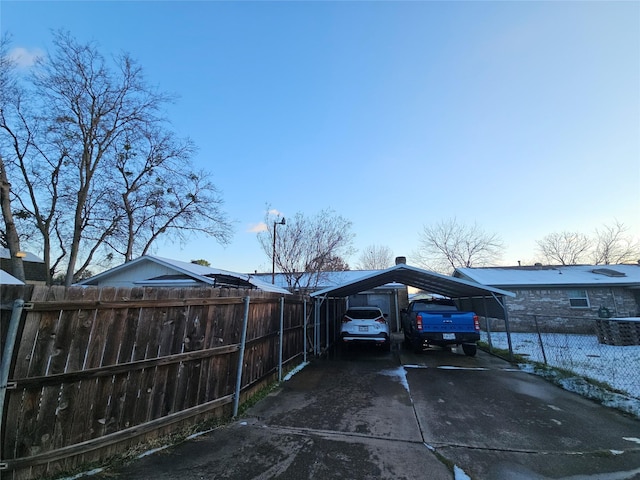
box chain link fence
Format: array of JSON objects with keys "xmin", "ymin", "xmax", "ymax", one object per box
[{"xmin": 480, "ymin": 314, "xmax": 640, "ymax": 401}]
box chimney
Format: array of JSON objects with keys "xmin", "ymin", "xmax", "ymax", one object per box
[{"xmin": 395, "ymin": 256, "xmax": 407, "ymax": 265}]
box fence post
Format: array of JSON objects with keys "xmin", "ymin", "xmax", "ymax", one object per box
[
  {"xmin": 533, "ymin": 315, "xmax": 548, "ymax": 364},
  {"xmin": 233, "ymin": 296, "xmax": 251, "ymax": 417},
  {"xmin": 0, "ymin": 298, "xmax": 25, "ymax": 432},
  {"xmin": 278, "ymin": 296, "xmax": 284, "ymax": 382},
  {"xmin": 303, "ymin": 299, "xmax": 307, "ymax": 363}
]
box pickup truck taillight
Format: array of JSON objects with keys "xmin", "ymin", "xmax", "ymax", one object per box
[
  {"xmin": 416, "ymin": 314, "xmax": 423, "ymax": 331},
  {"xmin": 473, "ymin": 315, "xmax": 480, "ymax": 332}
]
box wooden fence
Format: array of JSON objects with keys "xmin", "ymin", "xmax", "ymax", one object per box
[{"xmin": 0, "ymin": 285, "xmax": 343, "ymax": 480}]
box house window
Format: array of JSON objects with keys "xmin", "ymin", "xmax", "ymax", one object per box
[{"xmin": 567, "ymin": 289, "xmax": 589, "ymax": 308}]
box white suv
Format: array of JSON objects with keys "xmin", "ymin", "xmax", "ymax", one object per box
[{"xmin": 340, "ymin": 306, "xmax": 391, "ymax": 351}]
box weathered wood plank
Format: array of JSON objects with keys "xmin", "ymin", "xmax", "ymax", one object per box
[
  {"xmin": 22, "ymin": 296, "xmax": 251, "ymax": 311},
  {"xmin": 58, "ymin": 288, "xmax": 100, "ymax": 448},
  {"xmin": 104, "ymin": 287, "xmax": 142, "ymax": 435},
  {"xmin": 82, "ymin": 287, "xmax": 116, "ymax": 442},
  {"xmin": 43, "ymin": 287, "xmax": 88, "ymax": 453}
]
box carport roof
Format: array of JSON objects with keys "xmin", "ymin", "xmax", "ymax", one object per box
[{"xmin": 310, "ymin": 264, "xmax": 515, "ymax": 299}]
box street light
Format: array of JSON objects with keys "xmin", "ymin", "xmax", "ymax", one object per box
[{"xmin": 272, "ymin": 217, "xmax": 285, "ymax": 284}]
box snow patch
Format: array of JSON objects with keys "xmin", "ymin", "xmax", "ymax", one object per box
[
  {"xmin": 517, "ymin": 363, "xmax": 640, "ymax": 419},
  {"xmin": 380, "ymin": 367, "xmax": 410, "ymax": 393},
  {"xmin": 137, "ymin": 445, "xmax": 170, "ymax": 458},
  {"xmin": 438, "ymin": 366, "xmax": 488, "ymax": 371},
  {"xmin": 59, "ymin": 468, "xmax": 105, "ymax": 479},
  {"xmin": 454, "ymin": 465, "xmax": 472, "ymax": 480},
  {"xmin": 623, "ymin": 437, "xmax": 640, "ymax": 445},
  {"xmin": 283, "ymin": 361, "xmax": 309, "ymax": 381}
]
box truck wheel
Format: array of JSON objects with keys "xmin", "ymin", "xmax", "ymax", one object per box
[{"xmin": 462, "ymin": 343, "xmax": 477, "ymax": 357}]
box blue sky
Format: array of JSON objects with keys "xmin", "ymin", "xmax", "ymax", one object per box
[{"xmin": 2, "ymin": 1, "xmax": 639, "ymax": 273}]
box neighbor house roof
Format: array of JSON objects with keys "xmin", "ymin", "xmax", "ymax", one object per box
[
  {"xmin": 76, "ymin": 255, "xmax": 290, "ymax": 294},
  {"xmin": 1, "ymin": 269, "xmax": 25, "ymax": 285},
  {"xmin": 0, "ymin": 248, "xmax": 47, "ymax": 284},
  {"xmin": 0, "ymin": 248, "xmax": 44, "ymax": 263},
  {"xmin": 454, "ymin": 264, "xmax": 640, "ymax": 289}
]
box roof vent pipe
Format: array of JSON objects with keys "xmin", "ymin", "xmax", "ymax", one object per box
[{"xmin": 395, "ymin": 256, "xmax": 406, "ymax": 265}]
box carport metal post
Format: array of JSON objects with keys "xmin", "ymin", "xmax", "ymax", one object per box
[
  {"xmin": 278, "ymin": 296, "xmax": 284, "ymax": 382},
  {"xmin": 482, "ymin": 296, "xmax": 493, "ymax": 352},
  {"xmin": 394, "ymin": 289, "xmax": 400, "ymax": 332},
  {"xmin": 313, "ymin": 299, "xmax": 317, "ymax": 355},
  {"xmin": 325, "ymin": 299, "xmax": 330, "ymax": 351},
  {"xmin": 233, "ymin": 296, "xmax": 251, "ymax": 417},
  {"xmin": 491, "ymin": 293, "xmax": 514, "ymax": 361}
]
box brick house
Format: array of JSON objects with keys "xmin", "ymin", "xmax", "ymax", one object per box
[{"xmin": 454, "ymin": 264, "xmax": 640, "ymax": 333}]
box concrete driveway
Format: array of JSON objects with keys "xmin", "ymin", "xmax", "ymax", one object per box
[{"xmin": 93, "ymin": 341, "xmax": 640, "ymax": 480}]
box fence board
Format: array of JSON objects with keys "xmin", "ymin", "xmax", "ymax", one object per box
[
  {"xmin": 83, "ymin": 287, "xmax": 117, "ymax": 441},
  {"xmin": 104, "ymin": 287, "xmax": 142, "ymax": 436}
]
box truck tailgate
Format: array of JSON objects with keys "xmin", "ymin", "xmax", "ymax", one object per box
[{"xmin": 420, "ymin": 312, "xmax": 478, "ymax": 333}]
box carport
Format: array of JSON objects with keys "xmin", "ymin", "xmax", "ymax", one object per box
[{"xmin": 309, "ymin": 263, "xmax": 516, "ymax": 357}]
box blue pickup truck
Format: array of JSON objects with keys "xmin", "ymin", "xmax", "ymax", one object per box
[{"xmin": 401, "ymin": 298, "xmax": 480, "ymax": 356}]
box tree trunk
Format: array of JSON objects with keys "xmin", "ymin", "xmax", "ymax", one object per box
[{"xmin": 0, "ymin": 155, "xmax": 25, "ymax": 282}]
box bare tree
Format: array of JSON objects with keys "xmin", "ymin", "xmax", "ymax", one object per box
[
  {"xmin": 356, "ymin": 244, "xmax": 393, "ymax": 270},
  {"xmin": 0, "ymin": 32, "xmax": 231, "ymax": 284},
  {"xmin": 103, "ymin": 129, "xmax": 231, "ymax": 262},
  {"xmin": 311, "ymin": 254, "xmax": 349, "ymax": 272},
  {"xmin": 257, "ymin": 208, "xmax": 354, "ymax": 290},
  {"xmin": 0, "ymin": 37, "xmax": 25, "ymax": 280},
  {"xmin": 415, "ymin": 218, "xmax": 504, "ymax": 274},
  {"xmin": 592, "ymin": 220, "xmax": 640, "ymax": 265},
  {"xmin": 535, "ymin": 231, "xmax": 591, "ymax": 265}
]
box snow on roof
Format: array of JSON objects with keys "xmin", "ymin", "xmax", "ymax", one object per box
[
  {"xmin": 76, "ymin": 255, "xmax": 290, "ymax": 294},
  {"xmin": 0, "ymin": 248, "xmax": 44, "ymax": 263},
  {"xmin": 1, "ymin": 269, "xmax": 25, "ymax": 285},
  {"xmin": 455, "ymin": 264, "xmax": 640, "ymax": 288},
  {"xmin": 254, "ymin": 269, "xmax": 401, "ymax": 291}
]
